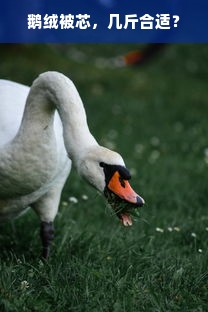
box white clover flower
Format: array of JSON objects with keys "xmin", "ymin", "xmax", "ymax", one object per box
[
  {"xmin": 205, "ymin": 227, "xmax": 208, "ymax": 232},
  {"xmin": 204, "ymin": 156, "xmax": 208, "ymax": 165},
  {"xmin": 68, "ymin": 196, "xmax": 78, "ymax": 204},
  {"xmin": 204, "ymin": 148, "xmax": 208, "ymax": 158},
  {"xmin": 150, "ymin": 136, "xmax": 160, "ymax": 147},
  {"xmin": 173, "ymin": 227, "xmax": 180, "ymax": 232},
  {"xmin": 81, "ymin": 194, "xmax": 88, "ymax": 201},
  {"xmin": 130, "ymin": 168, "xmax": 137, "ymax": 177},
  {"xmin": 203, "ymin": 148, "xmax": 208, "ymax": 164},
  {"xmin": 198, "ymin": 249, "xmax": 203, "ymax": 253},
  {"xmin": 61, "ymin": 201, "xmax": 68, "ymax": 207},
  {"xmin": 20, "ymin": 280, "xmax": 29, "ymax": 290},
  {"xmin": 134, "ymin": 143, "xmax": 145, "ymax": 155},
  {"xmin": 167, "ymin": 227, "xmax": 173, "ymax": 232},
  {"xmin": 156, "ymin": 227, "xmax": 164, "ymax": 233},
  {"xmin": 191, "ymin": 232, "xmax": 197, "ymax": 238},
  {"xmin": 149, "ymin": 150, "xmax": 160, "ymax": 164}
]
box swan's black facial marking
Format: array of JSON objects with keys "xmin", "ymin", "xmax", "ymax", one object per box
[{"xmin": 99, "ymin": 162, "xmax": 131, "ymax": 186}]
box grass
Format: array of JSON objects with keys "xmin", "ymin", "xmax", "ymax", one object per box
[{"xmin": 0, "ymin": 44, "xmax": 208, "ymax": 311}]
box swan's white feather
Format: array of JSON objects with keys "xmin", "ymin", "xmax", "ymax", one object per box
[
  {"xmin": 0, "ymin": 72, "xmax": 125, "ymax": 222},
  {"xmin": 0, "ymin": 79, "xmax": 65, "ymax": 155},
  {"xmin": 0, "ymin": 80, "xmax": 29, "ymax": 147}
]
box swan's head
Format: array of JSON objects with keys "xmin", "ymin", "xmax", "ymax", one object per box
[{"xmin": 77, "ymin": 146, "xmax": 145, "ymax": 226}]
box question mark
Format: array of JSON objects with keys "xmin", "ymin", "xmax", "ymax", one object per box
[{"xmin": 173, "ymin": 15, "xmax": 180, "ymax": 27}]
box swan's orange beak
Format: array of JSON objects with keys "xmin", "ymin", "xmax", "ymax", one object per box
[{"xmin": 107, "ymin": 171, "xmax": 145, "ymax": 206}]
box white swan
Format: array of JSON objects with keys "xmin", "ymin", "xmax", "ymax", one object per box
[{"xmin": 0, "ymin": 71, "xmax": 144, "ymax": 257}]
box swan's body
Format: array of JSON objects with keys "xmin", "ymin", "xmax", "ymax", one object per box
[
  {"xmin": 0, "ymin": 78, "xmax": 71, "ymax": 221},
  {"xmin": 0, "ymin": 72, "xmax": 144, "ymax": 257}
]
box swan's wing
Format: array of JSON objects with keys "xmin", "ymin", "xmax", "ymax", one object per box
[{"xmin": 0, "ymin": 80, "xmax": 29, "ymax": 147}]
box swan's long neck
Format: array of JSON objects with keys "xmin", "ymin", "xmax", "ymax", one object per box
[{"xmin": 18, "ymin": 72, "xmax": 98, "ymax": 163}]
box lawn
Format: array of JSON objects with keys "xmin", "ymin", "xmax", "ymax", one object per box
[{"xmin": 0, "ymin": 44, "xmax": 208, "ymax": 311}]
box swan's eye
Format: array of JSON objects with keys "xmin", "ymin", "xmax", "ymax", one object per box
[{"xmin": 99, "ymin": 162, "xmax": 105, "ymax": 168}]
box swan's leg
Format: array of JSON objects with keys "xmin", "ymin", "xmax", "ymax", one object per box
[
  {"xmin": 31, "ymin": 182, "xmax": 65, "ymax": 259},
  {"xmin": 40, "ymin": 221, "xmax": 54, "ymax": 259},
  {"xmin": 31, "ymin": 162, "xmax": 71, "ymax": 258}
]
